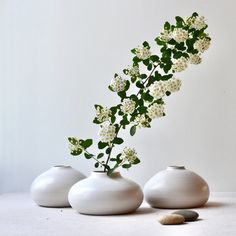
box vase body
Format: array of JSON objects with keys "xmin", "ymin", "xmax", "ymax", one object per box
[
  {"xmin": 68, "ymin": 171, "xmax": 143, "ymax": 215},
  {"xmin": 31, "ymin": 166, "xmax": 86, "ymax": 207},
  {"xmin": 144, "ymin": 166, "xmax": 209, "ymax": 209}
]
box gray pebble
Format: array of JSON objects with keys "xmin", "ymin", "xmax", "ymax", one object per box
[
  {"xmin": 158, "ymin": 214, "xmax": 185, "ymax": 225},
  {"xmin": 172, "ymin": 210, "xmax": 199, "ymax": 222}
]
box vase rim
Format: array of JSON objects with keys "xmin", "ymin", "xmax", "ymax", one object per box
[
  {"xmin": 91, "ymin": 171, "xmax": 121, "ymax": 177},
  {"xmin": 53, "ymin": 165, "xmax": 71, "ymax": 168},
  {"xmin": 167, "ymin": 165, "xmax": 185, "ymax": 170}
]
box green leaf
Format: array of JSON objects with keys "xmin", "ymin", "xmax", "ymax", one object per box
[
  {"xmin": 113, "ymin": 137, "xmax": 124, "ymax": 144},
  {"xmin": 117, "ymin": 91, "xmax": 126, "ymax": 99},
  {"xmin": 111, "ymin": 115, "xmax": 116, "ymax": 123},
  {"xmin": 150, "ymin": 55, "xmax": 159, "ymax": 62},
  {"xmin": 84, "ymin": 152, "xmax": 93, "ymax": 159},
  {"xmin": 142, "ymin": 41, "xmax": 150, "ymax": 49},
  {"xmin": 130, "ymin": 126, "xmax": 136, "ymax": 136},
  {"xmin": 164, "ymin": 21, "xmax": 170, "ymax": 30},
  {"xmin": 98, "ymin": 141, "xmax": 108, "ymax": 149},
  {"xmin": 124, "ymin": 80, "xmax": 130, "ymax": 91},
  {"xmin": 81, "ymin": 139, "xmax": 93, "ymax": 149},
  {"xmin": 93, "ymin": 117, "xmax": 101, "ymax": 124},
  {"xmin": 133, "ymin": 56, "xmax": 141, "ymax": 64},
  {"xmin": 166, "ymin": 91, "xmax": 171, "ymax": 96},
  {"xmin": 68, "ymin": 137, "xmax": 78, "ymax": 145},
  {"xmin": 175, "ymin": 16, "xmax": 184, "ymax": 27},
  {"xmin": 71, "ymin": 149, "xmax": 83, "ymax": 156},
  {"xmin": 106, "ymin": 147, "xmax": 111, "ymax": 154},
  {"xmin": 136, "ymin": 81, "xmax": 144, "ymax": 89},
  {"xmin": 94, "ymin": 162, "xmax": 99, "ymax": 168},
  {"xmin": 120, "ymin": 115, "xmax": 129, "ymax": 126},
  {"xmin": 139, "ymin": 74, "xmax": 147, "ymax": 79},
  {"xmin": 131, "ymin": 48, "xmax": 136, "ymax": 54},
  {"xmin": 108, "ymin": 85, "xmax": 114, "ymax": 92},
  {"xmin": 122, "ymin": 163, "xmax": 132, "ymax": 169},
  {"xmin": 192, "ymin": 12, "xmax": 198, "ymax": 17},
  {"xmin": 97, "ymin": 153, "xmax": 104, "ymax": 159},
  {"xmin": 147, "ymin": 63, "xmax": 152, "ymax": 71},
  {"xmin": 155, "ymin": 37, "xmax": 166, "ymax": 46},
  {"xmin": 132, "ymin": 158, "xmax": 141, "ymax": 165}
]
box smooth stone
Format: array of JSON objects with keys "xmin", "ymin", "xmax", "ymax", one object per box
[
  {"xmin": 158, "ymin": 214, "xmax": 185, "ymax": 225},
  {"xmin": 172, "ymin": 210, "xmax": 199, "ymax": 222}
]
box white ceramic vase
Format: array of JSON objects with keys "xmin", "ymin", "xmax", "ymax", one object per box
[
  {"xmin": 31, "ymin": 165, "xmax": 86, "ymax": 207},
  {"xmin": 68, "ymin": 171, "xmax": 143, "ymax": 215},
  {"xmin": 144, "ymin": 166, "xmax": 210, "ymax": 209}
]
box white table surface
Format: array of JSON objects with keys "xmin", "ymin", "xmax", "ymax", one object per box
[{"xmin": 0, "ymin": 193, "xmax": 236, "ymax": 236}]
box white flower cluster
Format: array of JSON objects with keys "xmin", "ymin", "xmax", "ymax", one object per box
[
  {"xmin": 126, "ymin": 65, "xmax": 139, "ymax": 77},
  {"xmin": 96, "ymin": 106, "xmax": 112, "ymax": 123},
  {"xmin": 149, "ymin": 81, "xmax": 167, "ymax": 99},
  {"xmin": 98, "ymin": 122, "xmax": 116, "ymax": 143},
  {"xmin": 172, "ymin": 57, "xmax": 188, "ymax": 72},
  {"xmin": 147, "ymin": 103, "xmax": 164, "ymax": 119},
  {"xmin": 189, "ymin": 16, "xmax": 207, "ymax": 30},
  {"xmin": 160, "ymin": 30, "xmax": 172, "ymax": 42},
  {"xmin": 135, "ymin": 46, "xmax": 151, "ymax": 60},
  {"xmin": 121, "ymin": 98, "xmax": 136, "ymax": 114},
  {"xmin": 122, "ymin": 147, "xmax": 138, "ymax": 164},
  {"xmin": 194, "ymin": 38, "xmax": 211, "ymax": 53},
  {"xmin": 69, "ymin": 138, "xmax": 83, "ymax": 152},
  {"xmin": 134, "ymin": 114, "xmax": 150, "ymax": 128},
  {"xmin": 172, "ymin": 28, "xmax": 188, "ymax": 43},
  {"xmin": 166, "ymin": 78, "xmax": 182, "ymax": 92},
  {"xmin": 110, "ymin": 75, "xmax": 127, "ymax": 92},
  {"xmin": 189, "ymin": 53, "xmax": 202, "ymax": 65}
]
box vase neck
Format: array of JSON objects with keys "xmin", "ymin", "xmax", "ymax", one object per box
[
  {"xmin": 91, "ymin": 171, "xmax": 121, "ymax": 178},
  {"xmin": 52, "ymin": 165, "xmax": 71, "ymax": 169},
  {"xmin": 167, "ymin": 166, "xmax": 185, "ymax": 170}
]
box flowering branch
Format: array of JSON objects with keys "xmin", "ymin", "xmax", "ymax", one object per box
[{"xmin": 68, "ymin": 12, "xmax": 211, "ymax": 175}]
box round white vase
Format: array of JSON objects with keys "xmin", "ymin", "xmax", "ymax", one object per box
[
  {"xmin": 31, "ymin": 165, "xmax": 86, "ymax": 207},
  {"xmin": 144, "ymin": 166, "xmax": 210, "ymax": 209},
  {"xmin": 68, "ymin": 171, "xmax": 143, "ymax": 215}
]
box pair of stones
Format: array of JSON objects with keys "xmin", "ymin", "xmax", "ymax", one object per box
[{"xmin": 158, "ymin": 210, "xmax": 199, "ymax": 225}]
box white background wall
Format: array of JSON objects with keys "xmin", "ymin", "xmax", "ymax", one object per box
[{"xmin": 1, "ymin": 0, "xmax": 235, "ymax": 193}]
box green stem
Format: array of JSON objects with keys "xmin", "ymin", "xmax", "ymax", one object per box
[
  {"xmin": 103, "ymin": 61, "xmax": 160, "ymax": 173},
  {"xmin": 85, "ymin": 150, "xmax": 104, "ymax": 167},
  {"xmin": 104, "ymin": 125, "xmax": 122, "ymax": 171}
]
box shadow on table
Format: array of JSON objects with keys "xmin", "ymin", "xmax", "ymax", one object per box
[
  {"xmin": 130, "ymin": 207, "xmax": 157, "ymax": 215},
  {"xmin": 199, "ymin": 201, "xmax": 228, "ymax": 209}
]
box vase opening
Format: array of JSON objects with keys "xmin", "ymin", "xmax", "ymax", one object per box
[
  {"xmin": 167, "ymin": 165, "xmax": 185, "ymax": 170},
  {"xmin": 91, "ymin": 171, "xmax": 121, "ymax": 178},
  {"xmin": 53, "ymin": 165, "xmax": 71, "ymax": 168}
]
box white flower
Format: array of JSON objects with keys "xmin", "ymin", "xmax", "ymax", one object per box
[
  {"xmin": 147, "ymin": 103, "xmax": 164, "ymax": 119},
  {"xmin": 189, "ymin": 16, "xmax": 207, "ymax": 30},
  {"xmin": 172, "ymin": 28, "xmax": 188, "ymax": 43},
  {"xmin": 135, "ymin": 46, "xmax": 151, "ymax": 60},
  {"xmin": 96, "ymin": 106, "xmax": 112, "ymax": 122},
  {"xmin": 126, "ymin": 65, "xmax": 139, "ymax": 77},
  {"xmin": 98, "ymin": 122, "xmax": 116, "ymax": 143},
  {"xmin": 194, "ymin": 38, "xmax": 210, "ymax": 53},
  {"xmin": 149, "ymin": 81, "xmax": 167, "ymax": 99},
  {"xmin": 110, "ymin": 75, "xmax": 127, "ymax": 92},
  {"xmin": 189, "ymin": 53, "xmax": 202, "ymax": 64},
  {"xmin": 134, "ymin": 114, "xmax": 150, "ymax": 128},
  {"xmin": 121, "ymin": 99, "xmax": 136, "ymax": 114},
  {"xmin": 122, "ymin": 147, "xmax": 138, "ymax": 164},
  {"xmin": 172, "ymin": 57, "xmax": 188, "ymax": 73},
  {"xmin": 69, "ymin": 138, "xmax": 83, "ymax": 152},
  {"xmin": 160, "ymin": 30, "xmax": 172, "ymax": 42},
  {"xmin": 166, "ymin": 78, "xmax": 182, "ymax": 93}
]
